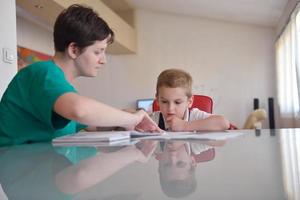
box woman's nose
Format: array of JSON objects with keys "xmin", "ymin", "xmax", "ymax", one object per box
[{"xmin": 99, "ymin": 54, "xmax": 106, "ymax": 64}]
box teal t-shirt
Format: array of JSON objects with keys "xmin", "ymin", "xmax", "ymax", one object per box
[{"xmin": 0, "ymin": 60, "xmax": 86, "ymax": 146}]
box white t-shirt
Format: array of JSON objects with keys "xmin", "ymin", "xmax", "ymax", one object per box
[{"xmin": 150, "ymin": 108, "xmax": 211, "ymax": 130}]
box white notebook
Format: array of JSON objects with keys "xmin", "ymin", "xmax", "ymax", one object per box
[{"xmin": 52, "ymin": 131, "xmax": 131, "ymax": 144}]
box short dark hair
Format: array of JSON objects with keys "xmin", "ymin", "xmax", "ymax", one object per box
[{"xmin": 53, "ymin": 4, "xmax": 114, "ymax": 52}]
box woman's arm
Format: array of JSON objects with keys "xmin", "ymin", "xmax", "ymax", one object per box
[
  {"xmin": 55, "ymin": 141, "xmax": 157, "ymax": 194},
  {"xmin": 54, "ymin": 93, "xmax": 161, "ymax": 132},
  {"xmin": 55, "ymin": 146, "xmax": 141, "ymax": 194}
]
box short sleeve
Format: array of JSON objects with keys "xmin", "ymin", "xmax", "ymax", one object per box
[
  {"xmin": 76, "ymin": 123, "xmax": 88, "ymax": 132},
  {"xmin": 189, "ymin": 108, "xmax": 212, "ymax": 121},
  {"xmin": 29, "ymin": 64, "xmax": 76, "ymax": 129}
]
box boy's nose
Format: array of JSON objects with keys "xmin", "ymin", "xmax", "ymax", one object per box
[{"xmin": 167, "ymin": 103, "xmax": 175, "ymax": 111}]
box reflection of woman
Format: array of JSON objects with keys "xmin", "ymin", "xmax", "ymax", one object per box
[
  {"xmin": 56, "ymin": 140, "xmax": 157, "ymax": 194},
  {"xmin": 0, "ymin": 141, "xmax": 157, "ymax": 199},
  {"xmin": 155, "ymin": 140, "xmax": 223, "ymax": 198},
  {"xmin": 0, "ymin": 143, "xmax": 73, "ymax": 200}
]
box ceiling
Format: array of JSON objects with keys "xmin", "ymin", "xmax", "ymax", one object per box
[{"xmin": 105, "ymin": 0, "xmax": 290, "ymax": 27}]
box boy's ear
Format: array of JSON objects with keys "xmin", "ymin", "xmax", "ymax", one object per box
[
  {"xmin": 188, "ymin": 95, "xmax": 194, "ymax": 108},
  {"xmin": 67, "ymin": 42, "xmax": 79, "ymax": 59}
]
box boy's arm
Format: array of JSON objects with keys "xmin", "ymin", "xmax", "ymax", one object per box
[
  {"xmin": 167, "ymin": 115, "xmax": 230, "ymax": 131},
  {"xmin": 53, "ymin": 93, "xmax": 161, "ymax": 132},
  {"xmin": 186, "ymin": 115, "xmax": 230, "ymax": 131}
]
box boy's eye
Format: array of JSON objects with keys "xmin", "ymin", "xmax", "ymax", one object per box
[
  {"xmin": 161, "ymin": 100, "xmax": 168, "ymax": 104},
  {"xmin": 175, "ymin": 101, "xmax": 182, "ymax": 104}
]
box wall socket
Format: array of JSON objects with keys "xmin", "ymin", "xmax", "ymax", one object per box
[{"xmin": 2, "ymin": 48, "xmax": 15, "ymax": 64}]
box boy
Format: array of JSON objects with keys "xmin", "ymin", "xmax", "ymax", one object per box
[
  {"xmin": 151, "ymin": 68, "xmax": 229, "ymax": 197},
  {"xmin": 0, "ymin": 4, "xmax": 161, "ymax": 146},
  {"xmin": 151, "ymin": 68, "xmax": 229, "ymax": 131}
]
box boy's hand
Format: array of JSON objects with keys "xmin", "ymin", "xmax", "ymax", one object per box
[{"xmin": 166, "ymin": 115, "xmax": 188, "ymax": 131}]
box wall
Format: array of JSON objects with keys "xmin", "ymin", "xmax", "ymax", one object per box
[
  {"xmin": 16, "ymin": 16, "xmax": 54, "ymax": 56},
  {"xmin": 74, "ymin": 9, "xmax": 276, "ymax": 128},
  {"xmin": 17, "ymin": 9, "xmax": 276, "ymax": 128},
  {"xmin": 276, "ymin": 0, "xmax": 299, "ymax": 37},
  {"xmin": 0, "ymin": 0, "xmax": 17, "ymax": 98}
]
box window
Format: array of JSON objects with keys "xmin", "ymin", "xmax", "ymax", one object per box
[
  {"xmin": 136, "ymin": 99, "xmax": 154, "ymax": 112},
  {"xmin": 276, "ymin": 4, "xmax": 300, "ymax": 127}
]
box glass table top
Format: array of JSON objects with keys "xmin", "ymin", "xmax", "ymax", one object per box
[{"xmin": 0, "ymin": 129, "xmax": 299, "ymax": 200}]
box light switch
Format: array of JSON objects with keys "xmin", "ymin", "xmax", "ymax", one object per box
[{"xmin": 2, "ymin": 48, "xmax": 15, "ymax": 64}]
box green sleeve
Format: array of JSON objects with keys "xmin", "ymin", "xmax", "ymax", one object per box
[
  {"xmin": 76, "ymin": 123, "xmax": 88, "ymax": 132},
  {"xmin": 29, "ymin": 65, "xmax": 76, "ymax": 129}
]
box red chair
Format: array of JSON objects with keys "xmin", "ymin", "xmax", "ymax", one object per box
[{"xmin": 152, "ymin": 95, "xmax": 213, "ymax": 113}]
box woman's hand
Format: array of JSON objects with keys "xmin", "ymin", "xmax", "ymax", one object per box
[{"xmin": 134, "ymin": 110, "xmax": 163, "ymax": 132}]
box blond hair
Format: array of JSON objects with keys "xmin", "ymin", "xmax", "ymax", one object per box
[{"xmin": 156, "ymin": 69, "xmax": 193, "ymax": 98}]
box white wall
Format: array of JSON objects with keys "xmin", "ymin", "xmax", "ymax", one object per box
[
  {"xmin": 276, "ymin": 0, "xmax": 299, "ymax": 37},
  {"xmin": 0, "ymin": 0, "xmax": 17, "ymax": 98},
  {"xmin": 74, "ymin": 10, "xmax": 276, "ymax": 128},
  {"xmin": 16, "ymin": 16, "xmax": 54, "ymax": 56},
  {"xmin": 16, "ymin": 9, "xmax": 276, "ymax": 128}
]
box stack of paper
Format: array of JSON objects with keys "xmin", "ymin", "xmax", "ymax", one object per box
[{"xmin": 52, "ymin": 131, "xmax": 131, "ymax": 144}]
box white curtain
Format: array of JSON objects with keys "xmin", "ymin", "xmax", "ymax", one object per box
[
  {"xmin": 280, "ymin": 129, "xmax": 300, "ymax": 200},
  {"xmin": 276, "ymin": 4, "xmax": 300, "ymax": 128}
]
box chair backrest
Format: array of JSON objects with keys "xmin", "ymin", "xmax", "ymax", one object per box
[{"xmin": 152, "ymin": 95, "xmax": 213, "ymax": 113}]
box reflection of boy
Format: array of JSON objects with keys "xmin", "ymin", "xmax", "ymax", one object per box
[
  {"xmin": 155, "ymin": 141, "xmax": 215, "ymax": 198},
  {"xmin": 151, "ymin": 68, "xmax": 228, "ymax": 198}
]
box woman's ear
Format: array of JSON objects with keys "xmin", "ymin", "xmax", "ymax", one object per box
[
  {"xmin": 188, "ymin": 95, "xmax": 194, "ymax": 108},
  {"xmin": 67, "ymin": 42, "xmax": 79, "ymax": 59}
]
